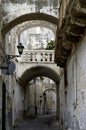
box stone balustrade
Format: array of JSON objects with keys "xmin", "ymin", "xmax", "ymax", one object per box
[{"xmin": 19, "ymin": 50, "xmax": 54, "ymax": 63}]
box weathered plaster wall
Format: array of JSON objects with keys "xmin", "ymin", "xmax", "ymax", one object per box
[
  {"xmin": 60, "ymin": 33, "xmax": 86, "ymax": 130},
  {"xmin": 2, "ymin": 1, "xmax": 58, "ymax": 26},
  {"xmin": 74, "ymin": 33, "xmax": 86, "ymax": 130},
  {"xmin": 14, "ymin": 82, "xmax": 25, "ymax": 125}
]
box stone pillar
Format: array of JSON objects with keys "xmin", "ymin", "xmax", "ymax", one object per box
[
  {"xmin": 32, "ymin": 52, "xmax": 36, "ymax": 62},
  {"xmin": 47, "ymin": 53, "xmax": 50, "ymax": 62},
  {"xmin": 42, "ymin": 52, "xmax": 45, "ymax": 62}
]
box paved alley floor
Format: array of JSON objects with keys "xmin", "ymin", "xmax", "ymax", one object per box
[{"xmin": 14, "ymin": 114, "xmax": 61, "ymax": 130}]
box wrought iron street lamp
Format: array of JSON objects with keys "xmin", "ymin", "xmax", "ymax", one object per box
[
  {"xmin": 0, "ymin": 43, "xmax": 24, "ymax": 74},
  {"xmin": 17, "ymin": 43, "xmax": 24, "ymax": 55},
  {"xmin": 3, "ymin": 43, "xmax": 24, "ymax": 61}
]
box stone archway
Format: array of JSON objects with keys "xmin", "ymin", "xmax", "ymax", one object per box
[
  {"xmin": 16, "ymin": 20, "xmax": 56, "ymax": 35},
  {"xmin": 1, "ymin": 12, "xmax": 58, "ymax": 58},
  {"xmin": 1, "ymin": 12, "xmax": 58, "ymax": 35},
  {"xmin": 18, "ymin": 65, "xmax": 60, "ymax": 119},
  {"xmin": 43, "ymin": 88, "xmax": 56, "ymax": 115},
  {"xmin": 1, "ymin": 11, "xmax": 59, "ymax": 123},
  {"xmin": 18, "ymin": 65, "xmax": 59, "ymax": 87}
]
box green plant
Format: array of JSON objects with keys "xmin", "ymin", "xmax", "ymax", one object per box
[{"xmin": 46, "ymin": 40, "xmax": 55, "ymax": 50}]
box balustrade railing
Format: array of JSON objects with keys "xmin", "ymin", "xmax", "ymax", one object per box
[{"xmin": 19, "ymin": 50, "xmax": 54, "ymax": 63}]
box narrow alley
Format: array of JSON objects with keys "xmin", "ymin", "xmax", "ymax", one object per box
[
  {"xmin": 0, "ymin": 0, "xmax": 86, "ymax": 130},
  {"xmin": 14, "ymin": 114, "xmax": 60, "ymax": 130}
]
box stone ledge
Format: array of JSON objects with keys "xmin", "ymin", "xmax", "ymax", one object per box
[{"xmin": 55, "ymin": 0, "xmax": 86, "ymax": 67}]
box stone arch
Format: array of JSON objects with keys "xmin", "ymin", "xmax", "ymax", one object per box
[
  {"xmin": 18, "ymin": 65, "xmax": 60, "ymax": 120},
  {"xmin": 2, "ymin": 12, "xmax": 58, "ymax": 34},
  {"xmin": 18, "ymin": 65, "xmax": 59, "ymax": 87},
  {"xmin": 16, "ymin": 21, "xmax": 56, "ymax": 35}
]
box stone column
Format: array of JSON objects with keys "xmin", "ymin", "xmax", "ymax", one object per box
[
  {"xmin": 32, "ymin": 52, "xmax": 36, "ymax": 62},
  {"xmin": 42, "ymin": 52, "xmax": 45, "ymax": 62},
  {"xmin": 47, "ymin": 52, "xmax": 50, "ymax": 62}
]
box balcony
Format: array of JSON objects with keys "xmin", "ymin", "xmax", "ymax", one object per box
[{"xmin": 18, "ymin": 50, "xmax": 54, "ymax": 63}]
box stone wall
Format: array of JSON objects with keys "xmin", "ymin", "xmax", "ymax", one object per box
[
  {"xmin": 59, "ymin": 33, "xmax": 86, "ymax": 130},
  {"xmin": 14, "ymin": 82, "xmax": 25, "ymax": 125},
  {"xmin": 55, "ymin": 0, "xmax": 86, "ymax": 67}
]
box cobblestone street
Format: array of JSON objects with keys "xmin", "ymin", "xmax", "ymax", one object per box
[{"xmin": 14, "ymin": 114, "xmax": 60, "ymax": 130}]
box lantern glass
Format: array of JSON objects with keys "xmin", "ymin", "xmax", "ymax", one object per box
[{"xmin": 17, "ymin": 43, "xmax": 24, "ymax": 55}]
